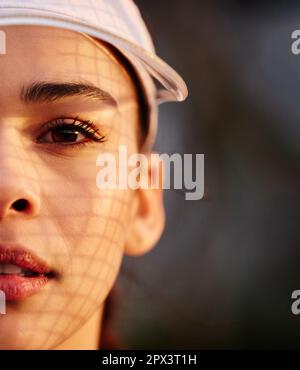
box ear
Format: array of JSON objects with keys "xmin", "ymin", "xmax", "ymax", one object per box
[{"xmin": 124, "ymin": 153, "xmax": 165, "ymax": 256}]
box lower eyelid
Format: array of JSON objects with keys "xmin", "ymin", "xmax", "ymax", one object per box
[{"xmin": 33, "ymin": 139, "xmax": 102, "ymax": 158}]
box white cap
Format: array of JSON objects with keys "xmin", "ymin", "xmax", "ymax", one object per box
[{"xmin": 0, "ymin": 0, "xmax": 188, "ymax": 150}]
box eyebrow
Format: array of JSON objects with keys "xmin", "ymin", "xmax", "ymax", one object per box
[{"xmin": 20, "ymin": 81, "xmax": 117, "ymax": 106}]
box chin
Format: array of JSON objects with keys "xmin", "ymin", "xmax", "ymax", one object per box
[{"xmin": 0, "ymin": 310, "xmax": 61, "ymax": 350}]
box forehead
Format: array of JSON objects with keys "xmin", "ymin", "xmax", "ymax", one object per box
[{"xmin": 0, "ymin": 25, "xmax": 135, "ymax": 100}]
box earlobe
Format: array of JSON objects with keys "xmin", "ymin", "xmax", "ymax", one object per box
[{"xmin": 124, "ymin": 154, "xmax": 165, "ymax": 257}]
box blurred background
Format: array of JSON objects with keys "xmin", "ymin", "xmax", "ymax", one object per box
[{"xmin": 110, "ymin": 0, "xmax": 300, "ymax": 349}]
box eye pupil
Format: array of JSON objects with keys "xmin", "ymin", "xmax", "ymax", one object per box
[{"xmin": 51, "ymin": 128, "xmax": 79, "ymax": 143}]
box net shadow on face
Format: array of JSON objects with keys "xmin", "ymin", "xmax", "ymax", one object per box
[{"xmin": 0, "ymin": 25, "xmax": 145, "ymax": 350}]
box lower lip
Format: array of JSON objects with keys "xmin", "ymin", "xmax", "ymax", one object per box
[{"xmin": 0, "ymin": 275, "xmax": 49, "ymax": 301}]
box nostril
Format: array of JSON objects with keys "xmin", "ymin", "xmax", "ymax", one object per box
[{"xmin": 12, "ymin": 199, "xmax": 30, "ymax": 212}]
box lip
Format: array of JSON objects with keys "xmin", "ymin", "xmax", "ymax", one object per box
[{"xmin": 0, "ymin": 244, "xmax": 53, "ymax": 301}]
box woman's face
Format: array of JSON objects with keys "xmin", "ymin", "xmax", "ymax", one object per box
[{"xmin": 0, "ymin": 25, "xmax": 141, "ymax": 349}]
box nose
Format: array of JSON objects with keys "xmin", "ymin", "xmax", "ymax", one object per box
[
  {"xmin": 0, "ymin": 125, "xmax": 41, "ymax": 220},
  {"xmin": 0, "ymin": 177, "xmax": 41, "ymax": 220}
]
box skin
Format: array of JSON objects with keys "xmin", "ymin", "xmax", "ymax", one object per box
[{"xmin": 0, "ymin": 26, "xmax": 165, "ymax": 349}]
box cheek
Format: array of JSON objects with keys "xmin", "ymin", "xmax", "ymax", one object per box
[
  {"xmin": 44, "ymin": 169, "xmax": 132, "ymax": 289},
  {"xmin": 61, "ymin": 190, "xmax": 130, "ymax": 318},
  {"xmin": 37, "ymin": 177, "xmax": 133, "ymax": 348},
  {"xmin": 64, "ymin": 186, "xmax": 131, "ymax": 282}
]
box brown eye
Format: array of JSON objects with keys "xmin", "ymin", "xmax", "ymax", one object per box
[
  {"xmin": 46, "ymin": 126, "xmax": 85, "ymax": 143},
  {"xmin": 36, "ymin": 117, "xmax": 106, "ymax": 146}
]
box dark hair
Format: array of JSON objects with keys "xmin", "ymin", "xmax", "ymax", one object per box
[{"xmin": 99, "ymin": 284, "xmax": 124, "ymax": 349}]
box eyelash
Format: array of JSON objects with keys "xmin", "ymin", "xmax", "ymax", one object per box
[{"xmin": 36, "ymin": 116, "xmax": 106, "ymax": 148}]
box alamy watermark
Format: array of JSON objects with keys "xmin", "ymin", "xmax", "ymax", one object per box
[
  {"xmin": 0, "ymin": 289, "xmax": 5, "ymax": 314},
  {"xmin": 291, "ymin": 30, "xmax": 300, "ymax": 55},
  {"xmin": 291, "ymin": 290, "xmax": 300, "ymax": 315},
  {"xmin": 96, "ymin": 146, "xmax": 205, "ymax": 201},
  {"xmin": 0, "ymin": 30, "xmax": 6, "ymax": 55}
]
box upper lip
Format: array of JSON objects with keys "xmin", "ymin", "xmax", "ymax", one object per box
[{"xmin": 0, "ymin": 243, "xmax": 52, "ymax": 275}]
